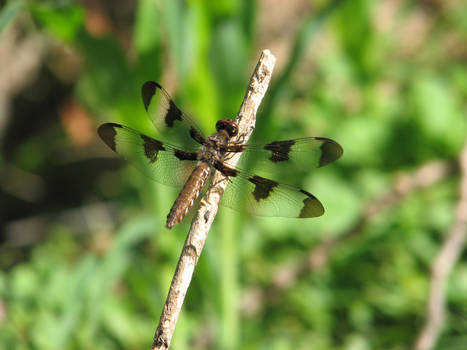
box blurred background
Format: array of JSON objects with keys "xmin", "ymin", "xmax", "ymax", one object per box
[{"xmin": 1, "ymin": 0, "xmax": 467, "ymax": 349}]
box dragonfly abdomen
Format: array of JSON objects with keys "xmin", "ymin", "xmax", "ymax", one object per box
[{"xmin": 166, "ymin": 163, "xmax": 211, "ymax": 229}]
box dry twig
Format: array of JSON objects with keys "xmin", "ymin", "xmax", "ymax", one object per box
[
  {"xmin": 307, "ymin": 160, "xmax": 453, "ymax": 271},
  {"xmin": 414, "ymin": 147, "xmax": 467, "ymax": 350},
  {"xmin": 240, "ymin": 160, "xmax": 453, "ymax": 312},
  {"xmin": 151, "ymin": 50, "xmax": 276, "ymax": 350},
  {"xmin": 279, "ymin": 161, "xmax": 452, "ymax": 289}
]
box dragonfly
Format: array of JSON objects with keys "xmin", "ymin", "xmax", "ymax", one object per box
[{"xmin": 98, "ymin": 81, "xmax": 343, "ymax": 229}]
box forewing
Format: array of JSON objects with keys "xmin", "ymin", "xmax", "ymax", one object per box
[
  {"xmin": 98, "ymin": 123, "xmax": 198, "ymax": 187},
  {"xmin": 225, "ymin": 137, "xmax": 343, "ymax": 177},
  {"xmin": 217, "ymin": 165, "xmax": 324, "ymax": 218},
  {"xmin": 141, "ymin": 81, "xmax": 205, "ymax": 148}
]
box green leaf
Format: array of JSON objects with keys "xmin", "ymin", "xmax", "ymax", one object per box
[
  {"xmin": 411, "ymin": 73, "xmax": 467, "ymax": 154},
  {"xmin": 30, "ymin": 2, "xmax": 84, "ymax": 43}
]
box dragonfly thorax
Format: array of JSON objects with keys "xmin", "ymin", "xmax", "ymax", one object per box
[{"xmin": 199, "ymin": 129, "xmax": 231, "ymax": 165}]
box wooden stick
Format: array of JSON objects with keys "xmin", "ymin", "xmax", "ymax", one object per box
[
  {"xmin": 414, "ymin": 145, "xmax": 467, "ymax": 350},
  {"xmin": 151, "ymin": 50, "xmax": 276, "ymax": 350}
]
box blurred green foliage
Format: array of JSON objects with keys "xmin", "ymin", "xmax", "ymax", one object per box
[{"xmin": 1, "ymin": 0, "xmax": 467, "ymax": 349}]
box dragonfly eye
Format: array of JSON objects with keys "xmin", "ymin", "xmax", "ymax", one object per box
[{"xmin": 216, "ymin": 119, "xmax": 238, "ymax": 137}]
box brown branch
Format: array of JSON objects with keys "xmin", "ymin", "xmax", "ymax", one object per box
[
  {"xmin": 278, "ymin": 160, "xmax": 452, "ymax": 290},
  {"xmin": 307, "ymin": 160, "xmax": 453, "ymax": 271},
  {"xmin": 414, "ymin": 147, "xmax": 467, "ymax": 350},
  {"xmin": 151, "ymin": 50, "xmax": 276, "ymax": 350},
  {"xmin": 240, "ymin": 160, "xmax": 453, "ymax": 313}
]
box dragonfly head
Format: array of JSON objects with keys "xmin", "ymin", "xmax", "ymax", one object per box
[{"xmin": 216, "ymin": 119, "xmax": 238, "ymax": 137}]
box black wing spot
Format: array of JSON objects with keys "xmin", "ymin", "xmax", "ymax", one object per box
[
  {"xmin": 298, "ymin": 190, "xmax": 324, "ymax": 218},
  {"xmin": 98, "ymin": 123, "xmax": 122, "ymax": 152},
  {"xmin": 249, "ymin": 175, "xmax": 278, "ymax": 201},
  {"xmin": 142, "ymin": 81, "xmax": 182, "ymax": 128},
  {"xmin": 264, "ymin": 140, "xmax": 296, "ymax": 163},
  {"xmin": 190, "ymin": 127, "xmax": 205, "ymax": 144},
  {"xmin": 141, "ymin": 135, "xmax": 165, "ymax": 163},
  {"xmin": 166, "ymin": 100, "xmax": 183, "ymax": 128},
  {"xmin": 174, "ymin": 149, "xmax": 198, "ymax": 161},
  {"xmin": 315, "ymin": 137, "xmax": 343, "ymax": 167},
  {"xmin": 213, "ymin": 160, "xmax": 238, "ymax": 177},
  {"xmin": 141, "ymin": 81, "xmax": 160, "ymax": 111}
]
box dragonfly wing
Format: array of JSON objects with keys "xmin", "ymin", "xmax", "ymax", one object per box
[{"xmin": 98, "ymin": 123, "xmax": 199, "ymax": 187}]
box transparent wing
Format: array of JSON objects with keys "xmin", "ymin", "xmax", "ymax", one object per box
[
  {"xmin": 224, "ymin": 137, "xmax": 343, "ymax": 178},
  {"xmin": 141, "ymin": 81, "xmax": 206, "ymax": 149},
  {"xmin": 216, "ymin": 164, "xmax": 324, "ymax": 218},
  {"xmin": 98, "ymin": 123, "xmax": 199, "ymax": 187}
]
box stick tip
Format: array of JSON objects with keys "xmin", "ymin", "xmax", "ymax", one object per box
[{"xmin": 261, "ymin": 49, "xmax": 276, "ymax": 63}]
